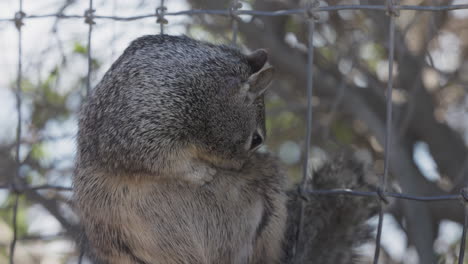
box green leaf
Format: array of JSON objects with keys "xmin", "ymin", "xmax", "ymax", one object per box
[
  {"xmin": 30, "ymin": 143, "xmax": 46, "ymax": 160},
  {"xmin": 73, "ymin": 42, "xmax": 87, "ymax": 55},
  {"xmin": 332, "ymin": 120, "xmax": 354, "ymax": 144}
]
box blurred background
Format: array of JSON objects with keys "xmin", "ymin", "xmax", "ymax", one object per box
[{"xmin": 0, "ymin": 0, "xmax": 468, "ymax": 263}]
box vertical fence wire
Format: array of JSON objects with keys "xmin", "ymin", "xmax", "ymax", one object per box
[
  {"xmin": 293, "ymin": 4, "xmax": 316, "ymax": 263},
  {"xmin": 230, "ymin": 0, "xmax": 240, "ymax": 45},
  {"xmin": 110, "ymin": 0, "xmax": 117, "ymax": 60},
  {"xmin": 85, "ymin": 0, "xmax": 94, "ymax": 96},
  {"xmin": 460, "ymin": 188, "xmax": 468, "ymax": 264},
  {"xmin": 373, "ymin": 1, "xmax": 398, "ymax": 263},
  {"xmin": 77, "ymin": 245, "xmax": 84, "ymax": 263},
  {"xmin": 78, "ymin": 1, "xmax": 95, "ymax": 262},
  {"xmin": 157, "ymin": 0, "xmax": 166, "ymax": 34},
  {"xmin": 9, "ymin": 0, "xmax": 24, "ymax": 263}
]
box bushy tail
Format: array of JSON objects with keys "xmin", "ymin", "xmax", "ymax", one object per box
[{"xmin": 283, "ymin": 153, "xmax": 379, "ymax": 264}]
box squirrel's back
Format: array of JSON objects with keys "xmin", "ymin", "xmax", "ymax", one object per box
[{"xmin": 74, "ymin": 34, "xmax": 287, "ymax": 264}]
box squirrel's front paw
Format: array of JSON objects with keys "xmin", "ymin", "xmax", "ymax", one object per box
[{"xmin": 184, "ymin": 162, "xmax": 216, "ymax": 186}]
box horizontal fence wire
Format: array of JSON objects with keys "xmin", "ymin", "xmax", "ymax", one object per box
[
  {"xmin": 2, "ymin": 4, "xmax": 468, "ymax": 22},
  {"xmin": 2, "ymin": 1, "xmax": 468, "ymax": 264},
  {"xmin": 0, "ymin": 183, "xmax": 466, "ymax": 201}
]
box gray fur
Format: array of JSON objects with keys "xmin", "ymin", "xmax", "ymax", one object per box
[
  {"xmin": 283, "ymin": 154, "xmax": 379, "ymax": 264},
  {"xmin": 74, "ymin": 35, "xmax": 287, "ymax": 264}
]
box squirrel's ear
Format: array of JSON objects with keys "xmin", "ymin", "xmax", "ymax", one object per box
[
  {"xmin": 246, "ymin": 49, "xmax": 268, "ymax": 73},
  {"xmin": 240, "ymin": 66, "xmax": 274, "ymax": 104}
]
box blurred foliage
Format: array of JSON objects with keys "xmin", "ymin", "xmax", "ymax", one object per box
[
  {"xmin": 0, "ymin": 33, "xmax": 97, "ymax": 264},
  {"xmin": 31, "ymin": 68, "xmax": 71, "ymax": 129},
  {"xmin": 73, "ymin": 42, "xmax": 87, "ymax": 55},
  {"xmin": 0, "ymin": 196, "xmax": 28, "ymax": 238},
  {"xmin": 0, "ymin": 0, "xmax": 468, "ymax": 263},
  {"xmin": 331, "ymin": 120, "xmax": 355, "ymax": 144}
]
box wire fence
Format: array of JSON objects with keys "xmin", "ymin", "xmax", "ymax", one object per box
[{"xmin": 0, "ymin": 0, "xmax": 467, "ymax": 263}]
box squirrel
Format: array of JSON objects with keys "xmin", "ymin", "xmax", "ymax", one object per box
[
  {"xmin": 74, "ymin": 35, "xmax": 287, "ymax": 264},
  {"xmin": 74, "ymin": 34, "xmax": 378, "ymax": 264}
]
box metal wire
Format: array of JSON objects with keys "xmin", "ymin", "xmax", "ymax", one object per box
[
  {"xmin": 460, "ymin": 188, "xmax": 468, "ymax": 264},
  {"xmin": 9, "ymin": 1, "xmax": 24, "ymax": 263},
  {"xmin": 293, "ymin": 1, "xmax": 318, "ymax": 262},
  {"xmin": 3, "ymin": 1, "xmax": 468, "ymax": 264},
  {"xmin": 85, "ymin": 0, "xmax": 94, "ymax": 96},
  {"xmin": 0, "ymin": 183, "xmax": 465, "ymax": 201},
  {"xmin": 230, "ymin": 0, "xmax": 241, "ymax": 45},
  {"xmin": 373, "ymin": 1, "xmax": 398, "ymax": 262},
  {"xmin": 156, "ymin": 0, "xmax": 166, "ymax": 34},
  {"xmin": 2, "ymin": 4, "xmax": 468, "ymax": 22}
]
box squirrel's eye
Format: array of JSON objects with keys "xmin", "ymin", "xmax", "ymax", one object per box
[{"xmin": 249, "ymin": 130, "xmax": 264, "ymax": 151}]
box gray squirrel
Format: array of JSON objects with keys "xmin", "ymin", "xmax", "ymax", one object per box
[{"xmin": 73, "ymin": 35, "xmax": 378, "ymax": 264}]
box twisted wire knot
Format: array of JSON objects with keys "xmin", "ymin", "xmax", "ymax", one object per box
[
  {"xmin": 297, "ymin": 184, "xmax": 310, "ymax": 202},
  {"xmin": 229, "ymin": 1, "xmax": 242, "ymax": 20},
  {"xmin": 84, "ymin": 8, "xmax": 96, "ymax": 25},
  {"xmin": 10, "ymin": 181, "xmax": 22, "ymax": 195},
  {"xmin": 461, "ymin": 188, "xmax": 468, "ymax": 203},
  {"xmin": 305, "ymin": 0, "xmax": 320, "ymax": 20},
  {"xmin": 156, "ymin": 6, "xmax": 168, "ymax": 25},
  {"xmin": 386, "ymin": 0, "xmax": 400, "ymax": 17},
  {"xmin": 377, "ymin": 187, "xmax": 389, "ymax": 204},
  {"xmin": 14, "ymin": 11, "xmax": 25, "ymax": 29}
]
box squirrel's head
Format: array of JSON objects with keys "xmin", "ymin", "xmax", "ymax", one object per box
[
  {"xmin": 77, "ymin": 35, "xmax": 274, "ymax": 174},
  {"xmin": 196, "ymin": 49, "xmax": 274, "ymax": 170}
]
